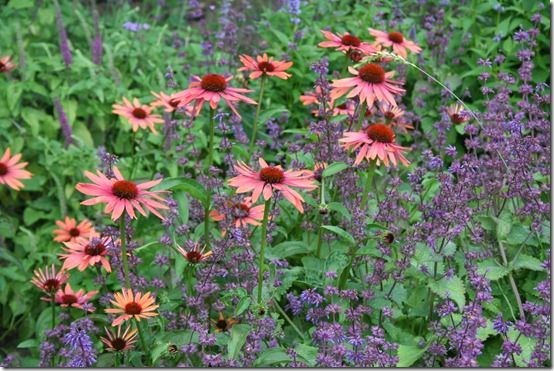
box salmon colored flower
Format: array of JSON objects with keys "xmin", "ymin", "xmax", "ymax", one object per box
[
  {"xmin": 150, "ymin": 91, "xmax": 195, "ymax": 115},
  {"xmin": 369, "ymin": 29, "xmax": 422, "ymax": 58},
  {"xmin": 0, "ymin": 56, "xmax": 16, "ymax": 73},
  {"xmin": 174, "ymin": 73, "xmax": 256, "ymax": 117},
  {"xmin": 379, "ymin": 102, "xmax": 413, "ymax": 133},
  {"xmin": 53, "ymin": 217, "xmax": 94, "ymax": 243},
  {"xmin": 211, "ymin": 312, "xmax": 239, "ymax": 333},
  {"xmin": 176, "ymin": 242, "xmax": 212, "ymax": 264},
  {"xmin": 76, "ymin": 166, "xmax": 168, "ymax": 221},
  {"xmin": 238, "ymin": 54, "xmax": 293, "ymax": 80},
  {"xmin": 300, "ymin": 87, "xmax": 330, "ymax": 106},
  {"xmin": 339, "ymin": 124, "xmax": 410, "ymax": 167},
  {"xmin": 446, "ymin": 103, "xmax": 469, "ymax": 124},
  {"xmin": 212, "ymin": 197, "xmax": 265, "ymax": 228},
  {"xmin": 112, "ymin": 97, "xmax": 163, "ymax": 134},
  {"xmin": 331, "ymin": 64, "xmax": 405, "ymax": 108},
  {"xmin": 312, "ymin": 162, "xmax": 328, "ymax": 182},
  {"xmin": 59, "ymin": 234, "xmax": 112, "ymax": 273},
  {"xmin": 100, "ymin": 325, "xmax": 138, "ymax": 352},
  {"xmin": 31, "ymin": 264, "xmax": 68, "ymax": 294},
  {"xmin": 105, "ymin": 288, "xmax": 159, "ymax": 326},
  {"xmin": 0, "ymin": 148, "xmax": 32, "ymax": 191},
  {"xmin": 332, "ymin": 100, "xmax": 356, "ymax": 116},
  {"xmin": 319, "ymin": 30, "xmax": 377, "ymax": 55},
  {"xmin": 43, "ymin": 283, "xmax": 98, "ymax": 311},
  {"xmin": 228, "ymin": 158, "xmax": 318, "ymax": 213}
]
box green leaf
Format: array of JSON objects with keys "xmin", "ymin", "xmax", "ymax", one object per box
[
  {"xmin": 294, "ymin": 344, "xmax": 318, "ymax": 367},
  {"xmin": 512, "ymin": 254, "xmax": 544, "ymax": 271},
  {"xmin": 428, "ymin": 275, "xmax": 466, "ymax": 310},
  {"xmin": 253, "ymin": 348, "xmax": 291, "ymax": 367},
  {"xmin": 322, "ymin": 162, "xmax": 348, "ymax": 177},
  {"xmin": 327, "ymin": 202, "xmax": 351, "ymax": 221},
  {"xmin": 227, "ymin": 324, "xmax": 250, "ymax": 360},
  {"xmin": 266, "ymin": 241, "xmax": 311, "ymax": 259},
  {"xmin": 152, "ymin": 177, "xmax": 207, "ymax": 203},
  {"xmin": 496, "ymin": 217, "xmax": 512, "ymax": 241},
  {"xmin": 477, "ymin": 259, "xmax": 510, "ymax": 280},
  {"xmin": 17, "ymin": 339, "xmax": 37, "ymax": 348},
  {"xmin": 322, "ymin": 225, "xmax": 355, "ymax": 245},
  {"xmin": 234, "ymin": 297, "xmax": 251, "ymax": 316},
  {"xmin": 397, "ymin": 344, "xmax": 428, "ymax": 367}
]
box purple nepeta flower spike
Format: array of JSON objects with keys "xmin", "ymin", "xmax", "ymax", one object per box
[
  {"xmin": 53, "ymin": 0, "xmax": 72, "ymax": 67},
  {"xmin": 53, "ymin": 97, "xmax": 73, "ymax": 148}
]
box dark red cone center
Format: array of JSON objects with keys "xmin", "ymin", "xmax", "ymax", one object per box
[
  {"xmin": 341, "ymin": 34, "xmax": 361, "ymax": 47},
  {"xmin": 366, "ymin": 124, "xmax": 395, "ymax": 143},
  {"xmin": 112, "ymin": 180, "xmax": 138, "ymax": 200},
  {"xmin": 200, "ymin": 74, "xmax": 227, "ymax": 92},
  {"xmin": 132, "ymin": 108, "xmax": 147, "ymax": 119},
  {"xmin": 62, "ymin": 294, "xmax": 78, "ymax": 305},
  {"xmin": 125, "ymin": 302, "xmax": 142, "ymax": 315},
  {"xmin": 388, "ymin": 32, "xmax": 404, "ymax": 43},
  {"xmin": 259, "ymin": 167, "xmax": 284, "ymax": 184},
  {"xmin": 257, "ymin": 61, "xmax": 275, "ymax": 72},
  {"xmin": 358, "ymin": 64, "xmax": 385, "ymax": 84}
]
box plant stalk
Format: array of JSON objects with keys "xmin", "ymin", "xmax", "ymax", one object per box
[
  {"xmin": 119, "ymin": 217, "xmax": 131, "ymax": 289},
  {"xmin": 249, "ymin": 76, "xmax": 266, "ymax": 156},
  {"xmin": 257, "ymin": 199, "xmax": 272, "ymax": 306}
]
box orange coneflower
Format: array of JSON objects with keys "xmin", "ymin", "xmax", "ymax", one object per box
[
  {"xmin": 319, "ymin": 31, "xmax": 377, "ymax": 55},
  {"xmin": 53, "ymin": 217, "xmax": 94, "ymax": 243},
  {"xmin": 31, "ymin": 264, "xmax": 69, "ymax": 294},
  {"xmin": 176, "ymin": 242, "xmax": 213, "ymax": 264},
  {"xmin": 150, "ymin": 91, "xmax": 195, "ymax": 116},
  {"xmin": 100, "ymin": 325, "xmax": 138, "ymax": 352},
  {"xmin": 211, "ymin": 312, "xmax": 239, "ymax": 333},
  {"xmin": 173, "ymin": 73, "xmax": 256, "ymax": 118},
  {"xmin": 0, "ymin": 147, "xmax": 32, "ymax": 191},
  {"xmin": 239, "ymin": 53, "xmax": 293, "ymax": 80},
  {"xmin": 112, "ymin": 97, "xmax": 164, "ymax": 134},
  {"xmin": 369, "ymin": 29, "xmax": 421, "ymax": 58},
  {"xmin": 331, "ymin": 64, "xmax": 405, "ymax": 108},
  {"xmin": 339, "ymin": 124, "xmax": 410, "ymax": 167},
  {"xmin": 379, "ymin": 102, "xmax": 414, "ymax": 133},
  {"xmin": 0, "ymin": 56, "xmax": 16, "ymax": 73},
  {"xmin": 105, "ymin": 288, "xmax": 159, "ymax": 326}
]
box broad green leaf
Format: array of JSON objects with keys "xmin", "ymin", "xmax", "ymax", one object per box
[
  {"xmin": 477, "ymin": 259, "xmax": 510, "ymax": 280},
  {"xmin": 397, "ymin": 344, "xmax": 428, "ymax": 367},
  {"xmin": 512, "ymin": 254, "xmax": 544, "ymax": 271},
  {"xmin": 253, "ymin": 347, "xmax": 291, "ymax": 367},
  {"xmin": 322, "ymin": 162, "xmax": 348, "ymax": 177},
  {"xmin": 266, "ymin": 241, "xmax": 311, "ymax": 259},
  {"xmin": 428, "ymin": 275, "xmax": 466, "ymax": 310},
  {"xmin": 322, "ymin": 225, "xmax": 355, "ymax": 245},
  {"xmin": 294, "ymin": 344, "xmax": 318, "ymax": 367},
  {"xmin": 227, "ymin": 324, "xmax": 250, "ymax": 360}
]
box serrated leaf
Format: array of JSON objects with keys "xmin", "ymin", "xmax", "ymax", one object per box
[
  {"xmin": 428, "ymin": 275, "xmax": 466, "ymax": 310},
  {"xmin": 397, "ymin": 344, "xmax": 428, "ymax": 367},
  {"xmin": 512, "ymin": 254, "xmax": 544, "ymax": 271},
  {"xmin": 294, "ymin": 344, "xmax": 318, "ymax": 367},
  {"xmin": 477, "ymin": 259, "xmax": 510, "ymax": 280}
]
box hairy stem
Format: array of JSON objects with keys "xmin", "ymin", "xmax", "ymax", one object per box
[{"xmin": 257, "ymin": 199, "xmax": 272, "ymax": 306}]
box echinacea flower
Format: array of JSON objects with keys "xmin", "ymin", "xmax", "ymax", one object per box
[
  {"xmin": 100, "ymin": 325, "xmax": 138, "ymax": 352},
  {"xmin": 212, "ymin": 197, "xmax": 265, "ymax": 228},
  {"xmin": 211, "ymin": 312, "xmax": 239, "ymax": 332},
  {"xmin": 312, "ymin": 162, "xmax": 328, "ymax": 182},
  {"xmin": 379, "ymin": 102, "xmax": 413, "ymax": 132},
  {"xmin": 228, "ymin": 158, "xmax": 317, "ymax": 213},
  {"xmin": 176, "ymin": 242, "xmax": 213, "ymax": 264},
  {"xmin": 59, "ymin": 234, "xmax": 112, "ymax": 273},
  {"xmin": 150, "ymin": 91, "xmax": 194, "ymax": 114},
  {"xmin": 76, "ymin": 166, "xmax": 168, "ymax": 221},
  {"xmin": 31, "ymin": 264, "xmax": 69, "ymax": 294},
  {"xmin": 446, "ymin": 103, "xmax": 469, "ymax": 124},
  {"xmin": 44, "ymin": 283, "xmax": 98, "ymax": 311},
  {"xmin": 0, "ymin": 148, "xmax": 32, "ymax": 191},
  {"xmin": 319, "ymin": 30, "xmax": 377, "ymax": 55},
  {"xmin": 369, "ymin": 29, "xmax": 422, "ymax": 58},
  {"xmin": 0, "ymin": 56, "xmax": 16, "ymax": 73},
  {"xmin": 112, "ymin": 97, "xmax": 163, "ymax": 134},
  {"xmin": 105, "ymin": 288, "xmax": 159, "ymax": 326},
  {"xmin": 331, "ymin": 64, "xmax": 405, "ymax": 108},
  {"xmin": 238, "ymin": 54, "xmax": 293, "ymax": 80},
  {"xmin": 53, "ymin": 217, "xmax": 94, "ymax": 243},
  {"xmin": 332, "ymin": 100, "xmax": 356, "ymax": 116},
  {"xmin": 173, "ymin": 73, "xmax": 256, "ymax": 117},
  {"xmin": 339, "ymin": 124, "xmax": 410, "ymax": 167}
]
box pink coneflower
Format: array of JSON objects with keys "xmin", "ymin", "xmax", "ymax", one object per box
[
  {"xmin": 173, "ymin": 73, "xmax": 256, "ymax": 117},
  {"xmin": 339, "ymin": 124, "xmax": 410, "ymax": 167},
  {"xmin": 319, "ymin": 31, "xmax": 377, "ymax": 55},
  {"xmin": 238, "ymin": 53, "xmax": 293, "ymax": 80},
  {"xmin": 0, "ymin": 148, "xmax": 32, "ymax": 191},
  {"xmin": 76, "ymin": 166, "xmax": 168, "ymax": 221},
  {"xmin": 228, "ymin": 158, "xmax": 317, "ymax": 213},
  {"xmin": 60, "ymin": 234, "xmax": 112, "ymax": 273},
  {"xmin": 53, "ymin": 217, "xmax": 94, "ymax": 243},
  {"xmin": 105, "ymin": 288, "xmax": 159, "ymax": 326},
  {"xmin": 212, "ymin": 197, "xmax": 265, "ymax": 228},
  {"xmin": 31, "ymin": 264, "xmax": 69, "ymax": 294},
  {"xmin": 150, "ymin": 91, "xmax": 195, "ymax": 115},
  {"xmin": 0, "ymin": 55, "xmax": 16, "ymax": 73},
  {"xmin": 312, "ymin": 162, "xmax": 328, "ymax": 182},
  {"xmin": 112, "ymin": 97, "xmax": 164, "ymax": 134},
  {"xmin": 369, "ymin": 29, "xmax": 422, "ymax": 58},
  {"xmin": 446, "ymin": 103, "xmax": 469, "ymax": 124},
  {"xmin": 331, "ymin": 64, "xmax": 405, "ymax": 108},
  {"xmin": 332, "ymin": 100, "xmax": 356, "ymax": 116},
  {"xmin": 46, "ymin": 283, "xmax": 97, "ymax": 311},
  {"xmin": 176, "ymin": 242, "xmax": 212, "ymax": 264},
  {"xmin": 379, "ymin": 102, "xmax": 414, "ymax": 133}
]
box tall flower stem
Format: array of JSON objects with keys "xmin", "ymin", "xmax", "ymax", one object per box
[
  {"xmin": 249, "ymin": 76, "xmax": 266, "ymax": 156},
  {"xmin": 315, "ymin": 178, "xmax": 326, "ymax": 258},
  {"xmin": 257, "ymin": 199, "xmax": 272, "ymax": 306},
  {"xmin": 360, "ymin": 160, "xmax": 376, "ymax": 210},
  {"xmin": 50, "ymin": 293, "xmax": 56, "ymax": 329},
  {"xmin": 204, "ymin": 108, "xmax": 215, "ymax": 248},
  {"xmin": 119, "ymin": 217, "xmax": 131, "ymax": 289},
  {"xmin": 355, "ymin": 101, "xmax": 365, "ymax": 131},
  {"xmin": 135, "ymin": 320, "xmax": 148, "ymax": 358}
]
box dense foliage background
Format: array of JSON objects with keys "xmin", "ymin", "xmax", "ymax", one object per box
[{"xmin": 0, "ymin": 0, "xmax": 550, "ymax": 367}]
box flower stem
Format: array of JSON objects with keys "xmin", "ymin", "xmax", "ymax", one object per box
[
  {"xmin": 273, "ymin": 300, "xmax": 306, "ymax": 341},
  {"xmin": 119, "ymin": 217, "xmax": 131, "ymax": 289},
  {"xmin": 257, "ymin": 199, "xmax": 272, "ymax": 306},
  {"xmin": 114, "ymin": 353, "xmax": 120, "ymax": 368},
  {"xmin": 360, "ymin": 160, "xmax": 376, "ymax": 210},
  {"xmin": 315, "ymin": 178, "xmax": 326, "ymax": 258},
  {"xmin": 356, "ymin": 101, "xmax": 365, "ymax": 130},
  {"xmin": 249, "ymin": 76, "xmax": 266, "ymax": 156},
  {"xmin": 50, "ymin": 293, "xmax": 56, "ymax": 329},
  {"xmin": 135, "ymin": 320, "xmax": 148, "ymax": 358},
  {"xmin": 204, "ymin": 107, "xmax": 215, "ymax": 248}
]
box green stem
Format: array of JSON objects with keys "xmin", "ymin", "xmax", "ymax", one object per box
[
  {"xmin": 360, "ymin": 160, "xmax": 376, "ymax": 210},
  {"xmin": 315, "ymin": 178, "xmax": 326, "ymax": 258},
  {"xmin": 249, "ymin": 76, "xmax": 266, "ymax": 156},
  {"xmin": 50, "ymin": 293, "xmax": 56, "ymax": 329},
  {"xmin": 186, "ymin": 265, "xmax": 194, "ymax": 296},
  {"xmin": 114, "ymin": 353, "xmax": 120, "ymax": 368},
  {"xmin": 135, "ymin": 320, "xmax": 148, "ymax": 360},
  {"xmin": 356, "ymin": 101, "xmax": 365, "ymax": 130},
  {"xmin": 257, "ymin": 199, "xmax": 272, "ymax": 306},
  {"xmin": 119, "ymin": 217, "xmax": 131, "ymax": 289},
  {"xmin": 273, "ymin": 301, "xmax": 305, "ymax": 340},
  {"xmin": 204, "ymin": 108, "xmax": 215, "ymax": 248}
]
